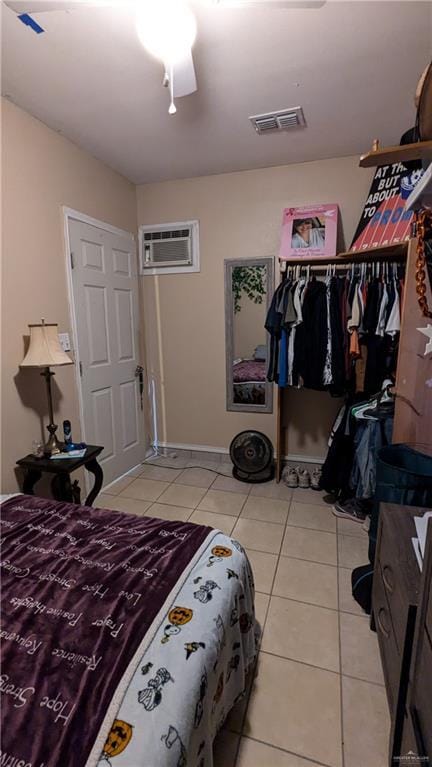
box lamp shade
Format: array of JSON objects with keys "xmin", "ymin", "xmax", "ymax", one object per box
[{"xmin": 20, "ymin": 322, "xmax": 73, "ymax": 368}]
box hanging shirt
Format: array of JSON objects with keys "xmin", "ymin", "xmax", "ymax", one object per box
[
  {"xmin": 375, "ymin": 282, "xmax": 389, "ymax": 337},
  {"xmin": 323, "ymin": 277, "xmax": 333, "ymax": 386},
  {"xmin": 265, "ymin": 279, "xmax": 291, "ymax": 382},
  {"xmin": 385, "ymin": 279, "xmax": 401, "ymax": 336},
  {"xmin": 348, "ymin": 283, "xmax": 362, "ymax": 332},
  {"xmin": 284, "ymin": 282, "xmax": 298, "ymax": 325},
  {"xmin": 278, "ymin": 328, "xmax": 289, "ymax": 387},
  {"xmin": 287, "ymin": 278, "xmax": 306, "ymax": 385}
]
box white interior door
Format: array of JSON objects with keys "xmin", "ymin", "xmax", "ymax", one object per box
[{"xmin": 68, "ymin": 217, "xmax": 146, "ymax": 486}]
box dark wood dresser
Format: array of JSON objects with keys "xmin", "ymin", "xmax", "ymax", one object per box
[{"xmin": 372, "ymin": 504, "xmax": 432, "ymax": 766}]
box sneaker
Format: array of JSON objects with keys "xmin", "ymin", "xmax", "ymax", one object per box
[
  {"xmin": 332, "ymin": 498, "xmax": 367, "ymax": 523},
  {"xmin": 311, "ymin": 468, "xmax": 322, "ymax": 491},
  {"xmin": 296, "ymin": 467, "xmax": 310, "ymax": 489},
  {"xmin": 282, "ymin": 466, "xmax": 298, "ymax": 488}
]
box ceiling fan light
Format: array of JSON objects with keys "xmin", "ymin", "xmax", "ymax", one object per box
[{"xmin": 136, "ymin": 0, "xmax": 197, "ymax": 66}]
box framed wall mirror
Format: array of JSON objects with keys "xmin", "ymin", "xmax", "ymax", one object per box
[{"xmin": 225, "ymin": 257, "xmax": 274, "ymax": 413}]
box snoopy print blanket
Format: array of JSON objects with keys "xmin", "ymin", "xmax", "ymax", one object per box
[
  {"xmin": 0, "ymin": 495, "xmax": 257, "ymax": 767},
  {"xmin": 0, "ymin": 494, "xmax": 213, "ymax": 767}
]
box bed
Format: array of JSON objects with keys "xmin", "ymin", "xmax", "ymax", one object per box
[
  {"xmin": 232, "ymin": 359, "xmax": 266, "ymax": 405},
  {"xmin": 0, "ymin": 494, "xmax": 257, "ymax": 767}
]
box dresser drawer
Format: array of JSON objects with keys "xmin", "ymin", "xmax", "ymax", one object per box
[
  {"xmin": 379, "ymin": 513, "xmax": 416, "ymax": 655},
  {"xmin": 373, "ymin": 566, "xmax": 400, "ymax": 714}
]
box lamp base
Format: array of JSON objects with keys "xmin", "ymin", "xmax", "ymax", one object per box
[{"xmin": 44, "ymin": 423, "xmax": 63, "ymax": 456}]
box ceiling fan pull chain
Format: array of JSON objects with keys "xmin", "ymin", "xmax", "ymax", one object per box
[{"xmin": 169, "ymin": 63, "xmax": 177, "ymax": 115}]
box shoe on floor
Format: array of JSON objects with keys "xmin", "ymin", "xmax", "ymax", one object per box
[
  {"xmin": 332, "ymin": 498, "xmax": 368, "ymax": 523},
  {"xmin": 296, "ymin": 467, "xmax": 310, "ymax": 489},
  {"xmin": 310, "ymin": 468, "xmax": 322, "ymax": 490},
  {"xmin": 282, "ymin": 466, "xmax": 298, "ymax": 488}
]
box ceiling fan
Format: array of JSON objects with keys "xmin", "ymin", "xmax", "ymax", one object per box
[{"xmin": 5, "ymin": 0, "xmax": 326, "ymax": 113}]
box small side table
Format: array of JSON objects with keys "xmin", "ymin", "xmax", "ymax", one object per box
[{"xmin": 17, "ymin": 445, "xmax": 104, "ymax": 507}]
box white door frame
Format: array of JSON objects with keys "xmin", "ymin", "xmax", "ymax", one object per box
[{"xmin": 62, "ymin": 206, "xmax": 140, "ymax": 489}]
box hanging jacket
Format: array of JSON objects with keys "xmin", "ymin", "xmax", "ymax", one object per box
[
  {"xmin": 265, "ymin": 279, "xmax": 290, "ymax": 382},
  {"xmin": 295, "ymin": 278, "xmax": 328, "ymax": 390}
]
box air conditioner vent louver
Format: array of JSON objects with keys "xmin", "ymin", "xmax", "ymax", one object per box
[
  {"xmin": 254, "ymin": 116, "xmax": 278, "ymax": 132},
  {"xmin": 143, "ymin": 229, "xmax": 190, "ymax": 241},
  {"xmin": 139, "ymin": 220, "xmax": 200, "ymax": 275},
  {"xmin": 150, "ymin": 239, "xmax": 191, "ymax": 264},
  {"xmin": 250, "ymin": 106, "xmax": 306, "ymax": 134}
]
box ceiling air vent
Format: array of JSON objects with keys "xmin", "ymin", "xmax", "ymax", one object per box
[{"xmin": 250, "ymin": 106, "xmax": 306, "ymax": 134}]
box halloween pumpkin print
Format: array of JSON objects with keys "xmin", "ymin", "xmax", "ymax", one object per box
[
  {"xmin": 168, "ymin": 606, "xmax": 193, "ymax": 626},
  {"xmin": 162, "ymin": 606, "xmax": 193, "ymax": 644},
  {"xmin": 207, "ymin": 545, "xmax": 232, "ymax": 567},
  {"xmin": 102, "ymin": 719, "xmax": 133, "ymax": 760}
]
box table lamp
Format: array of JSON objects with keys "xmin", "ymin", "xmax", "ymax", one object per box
[{"xmin": 20, "ymin": 319, "xmax": 74, "ymax": 456}]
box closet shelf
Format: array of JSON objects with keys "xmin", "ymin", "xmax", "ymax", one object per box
[
  {"xmin": 280, "ymin": 241, "xmax": 408, "ymax": 267},
  {"xmin": 359, "ymin": 139, "xmax": 432, "ymax": 168}
]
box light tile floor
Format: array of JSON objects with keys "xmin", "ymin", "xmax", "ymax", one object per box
[{"xmin": 98, "ymin": 459, "xmax": 390, "ymax": 767}]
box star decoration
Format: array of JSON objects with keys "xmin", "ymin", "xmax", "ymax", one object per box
[{"xmin": 417, "ymin": 324, "xmax": 432, "ymax": 356}]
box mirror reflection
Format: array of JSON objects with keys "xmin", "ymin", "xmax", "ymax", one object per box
[{"xmin": 225, "ymin": 258, "xmax": 274, "ymax": 413}]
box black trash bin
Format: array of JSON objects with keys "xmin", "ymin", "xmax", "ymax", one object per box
[
  {"xmin": 352, "ymin": 444, "xmax": 432, "ymax": 614},
  {"xmin": 369, "ymin": 443, "xmax": 432, "ymax": 563}
]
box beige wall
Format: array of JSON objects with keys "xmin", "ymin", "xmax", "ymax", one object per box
[
  {"xmin": 137, "ymin": 156, "xmax": 373, "ymax": 460},
  {"xmin": 1, "ymin": 99, "xmax": 138, "ymax": 492}
]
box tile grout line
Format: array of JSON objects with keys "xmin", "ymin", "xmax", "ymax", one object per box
[
  {"xmin": 265, "ymin": 491, "xmax": 294, "ymax": 596},
  {"xmin": 256, "ymin": 649, "xmax": 385, "ymax": 688},
  {"xmin": 236, "ymin": 490, "xmax": 295, "ymax": 742},
  {"xmin": 238, "ymin": 734, "xmax": 337, "ymax": 767},
  {"xmin": 250, "ymin": 589, "xmax": 369, "ymax": 618},
  {"xmin": 276, "ymin": 552, "xmax": 339, "ymax": 568},
  {"xmin": 336, "ymin": 510, "xmax": 346, "ymax": 767},
  {"xmin": 230, "ymin": 489, "xmax": 294, "ymax": 746}
]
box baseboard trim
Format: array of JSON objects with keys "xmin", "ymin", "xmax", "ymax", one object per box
[
  {"xmin": 102, "ymin": 461, "xmax": 144, "ymax": 491},
  {"xmin": 155, "ymin": 441, "xmax": 324, "ymax": 465},
  {"xmin": 155, "ymin": 441, "xmax": 230, "ymax": 456},
  {"xmin": 283, "ymin": 453, "xmax": 325, "ymax": 466}
]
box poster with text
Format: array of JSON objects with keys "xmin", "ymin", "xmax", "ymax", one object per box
[{"xmin": 350, "ymin": 163, "xmax": 424, "ymax": 251}]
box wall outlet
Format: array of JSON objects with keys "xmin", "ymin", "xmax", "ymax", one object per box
[{"xmin": 58, "ymin": 332, "xmax": 71, "ymax": 352}]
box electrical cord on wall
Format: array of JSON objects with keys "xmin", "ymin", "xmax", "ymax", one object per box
[{"xmin": 141, "ymin": 450, "xmax": 235, "ymax": 478}]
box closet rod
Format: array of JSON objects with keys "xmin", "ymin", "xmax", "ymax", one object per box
[
  {"xmin": 279, "ymin": 254, "xmax": 407, "ymax": 270},
  {"xmin": 280, "ymin": 260, "xmax": 406, "ymax": 274}
]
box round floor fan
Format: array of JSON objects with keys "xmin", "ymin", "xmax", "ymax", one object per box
[{"xmin": 229, "ymin": 431, "xmax": 274, "ymax": 483}]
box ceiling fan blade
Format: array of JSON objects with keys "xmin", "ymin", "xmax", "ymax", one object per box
[
  {"xmin": 171, "ymin": 50, "xmax": 197, "ymax": 98},
  {"xmin": 4, "ymin": 1, "xmax": 112, "ymax": 13},
  {"xmin": 213, "ymin": 1, "xmax": 326, "ymax": 7}
]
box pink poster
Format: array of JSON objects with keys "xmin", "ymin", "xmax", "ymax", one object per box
[{"xmin": 279, "ymin": 204, "xmax": 339, "ymax": 260}]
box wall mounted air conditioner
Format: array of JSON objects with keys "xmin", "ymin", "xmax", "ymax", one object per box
[{"xmin": 139, "ymin": 220, "xmax": 200, "ymax": 275}]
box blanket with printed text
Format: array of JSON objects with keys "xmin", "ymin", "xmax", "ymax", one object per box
[{"xmin": 0, "ymin": 495, "xmax": 213, "ymax": 767}]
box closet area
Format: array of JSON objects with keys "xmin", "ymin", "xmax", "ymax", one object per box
[
  {"xmin": 270, "ymin": 231, "xmax": 432, "ymax": 498},
  {"xmin": 264, "ymin": 132, "xmax": 432, "ymax": 759}
]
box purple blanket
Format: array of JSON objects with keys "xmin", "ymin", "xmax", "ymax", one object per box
[
  {"xmin": 233, "ymin": 359, "xmax": 266, "ymax": 383},
  {"xmin": 0, "ymin": 495, "xmax": 211, "ymax": 767}
]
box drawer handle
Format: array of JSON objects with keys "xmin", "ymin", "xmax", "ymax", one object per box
[
  {"xmin": 377, "ymin": 607, "xmax": 390, "ymax": 638},
  {"xmin": 382, "ymin": 565, "xmax": 394, "ymax": 593}
]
